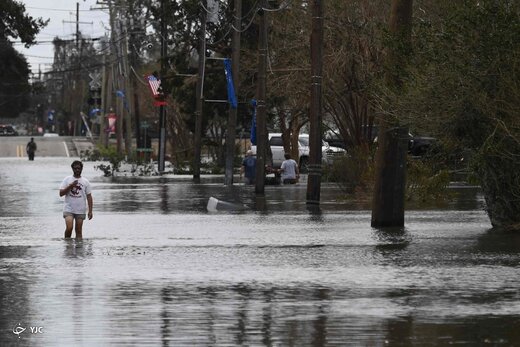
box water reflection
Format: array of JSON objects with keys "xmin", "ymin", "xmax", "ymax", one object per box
[
  {"xmin": 0, "ymin": 246, "xmax": 31, "ymax": 343},
  {"xmin": 116, "ymin": 283, "xmax": 340, "ymax": 346},
  {"xmin": 476, "ymin": 229, "xmax": 520, "ymax": 254},
  {"xmin": 160, "ymin": 184, "xmax": 169, "ymax": 213},
  {"xmin": 306, "ymin": 204, "xmax": 324, "ymax": 223},
  {"xmin": 63, "ymin": 239, "xmax": 93, "ymax": 259},
  {"xmin": 4, "ymin": 158, "xmax": 520, "ymax": 346},
  {"xmin": 373, "ymin": 227, "xmax": 411, "ymax": 252}
]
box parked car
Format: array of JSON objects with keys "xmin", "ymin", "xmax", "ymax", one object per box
[
  {"xmin": 0, "ymin": 124, "xmax": 18, "ymax": 136},
  {"xmin": 251, "ymin": 133, "xmax": 346, "ymax": 172},
  {"xmin": 324, "ymin": 126, "xmax": 436, "ymax": 157},
  {"xmin": 408, "ymin": 134, "xmax": 437, "ymax": 156}
]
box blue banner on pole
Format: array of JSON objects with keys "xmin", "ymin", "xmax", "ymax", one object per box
[
  {"xmin": 116, "ymin": 90, "xmax": 130, "ymax": 111},
  {"xmin": 223, "ymin": 58, "xmax": 238, "ymax": 109},
  {"xmin": 250, "ymin": 99, "xmax": 257, "ymax": 145},
  {"xmin": 89, "ymin": 108, "xmax": 102, "ymax": 117}
]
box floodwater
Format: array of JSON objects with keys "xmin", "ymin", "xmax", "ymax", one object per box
[{"xmin": 1, "ymin": 157, "xmax": 520, "ymax": 346}]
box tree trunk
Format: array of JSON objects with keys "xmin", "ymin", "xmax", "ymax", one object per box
[
  {"xmin": 476, "ymin": 130, "xmax": 520, "ymax": 231},
  {"xmin": 371, "ymin": 0, "xmax": 413, "ymax": 228},
  {"xmin": 371, "ymin": 127, "xmax": 409, "ymax": 227}
]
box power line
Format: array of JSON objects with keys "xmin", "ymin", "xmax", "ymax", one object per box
[{"xmin": 26, "ymin": 6, "xmax": 105, "ymax": 12}]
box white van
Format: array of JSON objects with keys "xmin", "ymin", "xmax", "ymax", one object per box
[{"xmin": 251, "ymin": 133, "xmax": 346, "ymax": 172}]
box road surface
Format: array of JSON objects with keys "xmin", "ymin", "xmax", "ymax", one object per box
[{"xmin": 0, "ymin": 136, "xmax": 92, "ymax": 158}]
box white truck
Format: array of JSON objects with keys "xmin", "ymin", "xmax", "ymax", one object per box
[{"xmin": 250, "ymin": 133, "xmax": 346, "ymax": 172}]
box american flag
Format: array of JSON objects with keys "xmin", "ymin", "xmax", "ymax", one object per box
[{"xmin": 146, "ymin": 75, "xmax": 162, "ymax": 97}]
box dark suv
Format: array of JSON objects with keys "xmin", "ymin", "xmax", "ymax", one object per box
[{"xmin": 0, "ymin": 125, "xmax": 18, "ymax": 136}]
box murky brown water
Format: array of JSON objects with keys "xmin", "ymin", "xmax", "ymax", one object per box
[{"xmin": 1, "ymin": 158, "xmax": 520, "ymax": 346}]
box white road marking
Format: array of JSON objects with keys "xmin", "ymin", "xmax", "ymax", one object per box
[
  {"xmin": 63, "ymin": 142, "xmax": 70, "ymax": 157},
  {"xmin": 16, "ymin": 145, "xmax": 25, "ymax": 157}
]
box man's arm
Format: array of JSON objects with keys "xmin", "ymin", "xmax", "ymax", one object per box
[
  {"xmin": 279, "ymin": 161, "xmax": 286, "ymax": 174},
  {"xmin": 87, "ymin": 193, "xmax": 93, "ymax": 220},
  {"xmin": 59, "ymin": 180, "xmax": 77, "ymax": 197}
]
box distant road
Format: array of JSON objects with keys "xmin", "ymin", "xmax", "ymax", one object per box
[{"xmin": 0, "ymin": 136, "xmax": 75, "ymax": 158}]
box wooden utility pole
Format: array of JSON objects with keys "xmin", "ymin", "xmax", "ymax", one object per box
[
  {"xmin": 91, "ymin": 1, "xmax": 110, "ymax": 147},
  {"xmin": 158, "ymin": 0, "xmax": 168, "ymax": 173},
  {"xmin": 128, "ymin": 6, "xmax": 142, "ymax": 149},
  {"xmin": 99, "ymin": 54, "xmax": 107, "ymax": 147},
  {"xmin": 63, "ymin": 2, "xmax": 92, "ymax": 136},
  {"xmin": 76, "ymin": 2, "xmax": 80, "ymax": 48},
  {"xmin": 371, "ymin": 0, "xmax": 413, "ymax": 228},
  {"xmin": 193, "ymin": 0, "xmax": 207, "ymax": 180},
  {"xmin": 254, "ymin": 0, "xmax": 268, "ymax": 194},
  {"xmin": 120, "ymin": 19, "xmax": 133, "ymax": 155},
  {"xmin": 306, "ymin": 0, "xmax": 324, "ymax": 205},
  {"xmin": 224, "ymin": 0, "xmax": 242, "ymax": 186},
  {"xmin": 111, "ymin": 6, "xmax": 123, "ymax": 154}
]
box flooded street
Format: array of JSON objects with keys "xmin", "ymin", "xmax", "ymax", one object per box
[{"xmin": 1, "ymin": 157, "xmax": 520, "ymax": 346}]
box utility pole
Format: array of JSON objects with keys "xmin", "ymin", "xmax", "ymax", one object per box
[
  {"xmin": 254, "ymin": 0, "xmax": 268, "ymax": 195},
  {"xmin": 128, "ymin": 9, "xmax": 142, "ymax": 149},
  {"xmin": 100, "ymin": 53, "xmax": 107, "ymax": 146},
  {"xmin": 121, "ymin": 19, "xmax": 133, "ymax": 155},
  {"xmin": 63, "ymin": 2, "xmax": 92, "ymax": 136},
  {"xmin": 64, "ymin": 3, "xmax": 91, "ymax": 47},
  {"xmin": 306, "ymin": 0, "xmax": 324, "ymax": 205},
  {"xmin": 193, "ymin": 0, "xmax": 207, "ymax": 180},
  {"xmin": 158, "ymin": 0, "xmax": 168, "ymax": 173},
  {"xmin": 224, "ymin": 0, "xmax": 242, "ymax": 186},
  {"xmin": 109, "ymin": 2, "xmax": 123, "ymax": 154},
  {"xmin": 92, "ymin": 1, "xmax": 110, "ymax": 147},
  {"xmin": 76, "ymin": 2, "xmax": 80, "ymax": 48}
]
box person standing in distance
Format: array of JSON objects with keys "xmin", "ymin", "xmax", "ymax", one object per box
[
  {"xmin": 240, "ymin": 149, "xmax": 257, "ymax": 185},
  {"xmin": 59, "ymin": 160, "xmax": 93, "ymax": 238},
  {"xmin": 26, "ymin": 137, "xmax": 37, "ymax": 160},
  {"xmin": 279, "ymin": 153, "xmax": 300, "ymax": 184}
]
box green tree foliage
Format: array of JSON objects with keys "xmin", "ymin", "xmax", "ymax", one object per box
[
  {"xmin": 389, "ymin": 0, "xmax": 520, "ymax": 228},
  {"xmin": 323, "ymin": 0, "xmax": 389, "ymax": 150},
  {"xmin": 0, "ymin": 42, "xmax": 31, "ymax": 118},
  {"xmin": 0, "ymin": 0, "xmax": 47, "ymax": 118},
  {"xmin": 0, "ymin": 0, "xmax": 48, "ymax": 46}
]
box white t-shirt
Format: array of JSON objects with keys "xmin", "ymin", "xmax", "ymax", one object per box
[
  {"xmin": 60, "ymin": 175, "xmax": 92, "ymax": 214},
  {"xmin": 280, "ymin": 159, "xmax": 298, "ymax": 180}
]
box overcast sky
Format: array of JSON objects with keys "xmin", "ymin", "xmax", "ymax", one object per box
[{"xmin": 15, "ymin": 0, "xmax": 110, "ymax": 76}]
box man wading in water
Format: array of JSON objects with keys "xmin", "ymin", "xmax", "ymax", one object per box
[{"xmin": 59, "ymin": 160, "xmax": 93, "ymax": 238}]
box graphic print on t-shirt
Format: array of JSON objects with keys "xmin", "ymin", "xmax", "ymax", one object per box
[{"xmin": 70, "ymin": 183, "xmax": 83, "ymax": 197}]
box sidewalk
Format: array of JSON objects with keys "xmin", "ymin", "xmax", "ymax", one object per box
[{"xmin": 71, "ymin": 137, "xmax": 95, "ymax": 156}]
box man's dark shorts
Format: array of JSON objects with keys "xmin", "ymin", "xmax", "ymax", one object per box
[{"xmin": 63, "ymin": 212, "xmax": 86, "ymax": 220}]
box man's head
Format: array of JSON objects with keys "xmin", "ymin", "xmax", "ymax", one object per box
[
  {"xmin": 71, "ymin": 160, "xmax": 83, "ymax": 176},
  {"xmin": 284, "ymin": 153, "xmax": 291, "ymax": 160},
  {"xmin": 246, "ymin": 150, "xmax": 253, "ymax": 156}
]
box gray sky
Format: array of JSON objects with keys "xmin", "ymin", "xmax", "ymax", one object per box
[{"xmin": 15, "ymin": 0, "xmax": 109, "ymax": 76}]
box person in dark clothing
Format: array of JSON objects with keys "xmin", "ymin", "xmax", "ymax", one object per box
[
  {"xmin": 26, "ymin": 137, "xmax": 37, "ymax": 161},
  {"xmin": 240, "ymin": 150, "xmax": 257, "ymax": 185}
]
